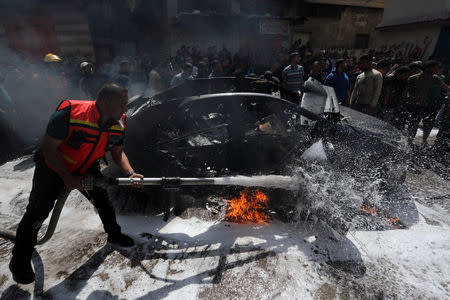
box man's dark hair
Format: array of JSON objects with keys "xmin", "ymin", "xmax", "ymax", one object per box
[
  {"xmin": 98, "ymin": 83, "xmax": 128, "ymax": 101},
  {"xmin": 423, "ymin": 60, "xmax": 439, "ymax": 71},
  {"xmin": 359, "ymin": 54, "xmax": 372, "ymax": 62},
  {"xmin": 394, "ymin": 66, "xmax": 410, "ymax": 75},
  {"xmin": 183, "ymin": 62, "xmax": 193, "ymax": 71},
  {"xmin": 408, "ymin": 61, "xmax": 422, "ymax": 70},
  {"xmin": 377, "ymin": 58, "xmax": 391, "ymax": 68},
  {"xmin": 289, "ymin": 52, "xmax": 300, "ymax": 62},
  {"xmin": 335, "ymin": 59, "xmax": 345, "ymax": 68}
]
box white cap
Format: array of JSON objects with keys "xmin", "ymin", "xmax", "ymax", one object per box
[{"xmin": 80, "ymin": 62, "xmax": 91, "ymax": 69}]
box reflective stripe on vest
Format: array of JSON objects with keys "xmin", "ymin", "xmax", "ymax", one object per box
[{"xmin": 55, "ymin": 100, "xmax": 125, "ymax": 175}]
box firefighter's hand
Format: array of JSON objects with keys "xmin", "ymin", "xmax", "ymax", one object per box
[
  {"xmin": 63, "ymin": 174, "xmax": 83, "ymax": 190},
  {"xmin": 129, "ymin": 172, "xmax": 144, "ymax": 188}
]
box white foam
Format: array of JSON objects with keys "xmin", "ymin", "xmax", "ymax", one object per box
[{"xmin": 301, "ymin": 139, "xmax": 328, "ymax": 161}]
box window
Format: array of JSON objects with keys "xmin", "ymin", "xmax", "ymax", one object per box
[{"xmin": 354, "ymin": 34, "xmax": 369, "ymax": 49}]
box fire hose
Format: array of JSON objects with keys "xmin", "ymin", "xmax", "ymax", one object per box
[
  {"xmin": 0, "ymin": 175, "xmax": 295, "ymax": 245},
  {"xmin": 81, "ymin": 176, "xmax": 221, "ymax": 189},
  {"xmin": 0, "ymin": 190, "xmax": 70, "ymax": 246}
]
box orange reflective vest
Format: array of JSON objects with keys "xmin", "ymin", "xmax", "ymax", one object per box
[{"xmin": 50, "ymin": 100, "xmax": 125, "ymax": 175}]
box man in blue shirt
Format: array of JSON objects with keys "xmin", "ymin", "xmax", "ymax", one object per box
[{"xmin": 324, "ymin": 59, "xmax": 350, "ymax": 104}]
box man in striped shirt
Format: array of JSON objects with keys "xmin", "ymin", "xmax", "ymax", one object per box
[{"xmin": 282, "ymin": 52, "xmax": 304, "ymax": 94}]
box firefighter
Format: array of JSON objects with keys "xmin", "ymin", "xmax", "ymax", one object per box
[
  {"xmin": 44, "ymin": 53, "xmax": 62, "ymax": 63},
  {"xmin": 9, "ymin": 83, "xmax": 143, "ymax": 284},
  {"xmin": 42, "ymin": 53, "xmax": 69, "ymax": 114}
]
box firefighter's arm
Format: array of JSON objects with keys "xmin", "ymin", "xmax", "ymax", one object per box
[
  {"xmin": 41, "ymin": 133, "xmax": 82, "ymax": 190},
  {"xmin": 110, "ymin": 145, "xmax": 144, "ymax": 180}
]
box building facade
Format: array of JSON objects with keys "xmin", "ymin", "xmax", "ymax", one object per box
[
  {"xmin": 163, "ymin": 0, "xmax": 304, "ymax": 57},
  {"xmin": 0, "ymin": 0, "xmax": 94, "ymax": 63},
  {"xmin": 81, "ymin": 0, "xmax": 304, "ymax": 62},
  {"xmin": 293, "ymin": 0, "xmax": 384, "ymax": 50}
]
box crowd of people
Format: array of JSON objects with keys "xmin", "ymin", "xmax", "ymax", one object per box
[
  {"xmin": 146, "ymin": 42, "xmax": 450, "ymax": 154},
  {"xmin": 1, "ymin": 40, "xmax": 449, "ymax": 163},
  {"xmin": 145, "ymin": 43, "xmax": 449, "ymax": 153}
]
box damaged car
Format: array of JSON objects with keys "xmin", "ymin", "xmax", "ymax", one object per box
[
  {"xmin": 125, "ymin": 77, "xmax": 409, "ymax": 183},
  {"xmin": 110, "ymin": 77, "xmax": 411, "ymax": 228}
]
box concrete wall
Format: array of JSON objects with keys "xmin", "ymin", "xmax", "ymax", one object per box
[
  {"xmin": 295, "ymin": 6, "xmax": 383, "ymax": 49},
  {"xmin": 376, "ymin": 0, "xmax": 449, "ymax": 60},
  {"xmin": 377, "ymin": 25, "xmax": 441, "ymax": 60}
]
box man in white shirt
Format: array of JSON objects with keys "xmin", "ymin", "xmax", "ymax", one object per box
[{"xmin": 350, "ymin": 55, "xmax": 383, "ymax": 115}]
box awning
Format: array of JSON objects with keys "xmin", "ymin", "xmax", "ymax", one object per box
[{"xmin": 377, "ymin": 11, "xmax": 450, "ymax": 30}]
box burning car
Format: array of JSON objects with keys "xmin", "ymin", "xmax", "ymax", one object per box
[{"xmin": 114, "ymin": 77, "xmax": 411, "ymax": 229}]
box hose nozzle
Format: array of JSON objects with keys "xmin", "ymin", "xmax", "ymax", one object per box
[{"xmin": 81, "ymin": 176, "xmax": 117, "ymax": 190}]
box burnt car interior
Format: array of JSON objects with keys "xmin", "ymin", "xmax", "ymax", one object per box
[{"xmin": 126, "ymin": 91, "xmax": 317, "ymax": 177}]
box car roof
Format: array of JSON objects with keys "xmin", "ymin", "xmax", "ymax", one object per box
[{"xmin": 175, "ymin": 92, "xmax": 323, "ymax": 122}]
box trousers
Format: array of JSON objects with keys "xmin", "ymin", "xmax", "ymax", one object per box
[
  {"xmin": 12, "ymin": 153, "xmax": 120, "ymax": 261},
  {"xmin": 407, "ymin": 106, "xmax": 438, "ymax": 140}
]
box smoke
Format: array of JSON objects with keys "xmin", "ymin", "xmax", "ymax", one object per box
[
  {"xmin": 0, "ymin": 48, "xmax": 148, "ymax": 151},
  {"xmin": 0, "ymin": 46, "xmax": 79, "ymax": 145}
]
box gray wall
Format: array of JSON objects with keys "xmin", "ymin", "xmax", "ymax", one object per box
[{"xmin": 377, "ymin": 25, "xmax": 441, "ymax": 60}]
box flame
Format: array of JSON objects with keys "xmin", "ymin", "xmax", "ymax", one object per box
[
  {"xmin": 225, "ymin": 188, "xmax": 270, "ymax": 223},
  {"xmin": 360, "ymin": 202, "xmax": 401, "ymax": 228}
]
